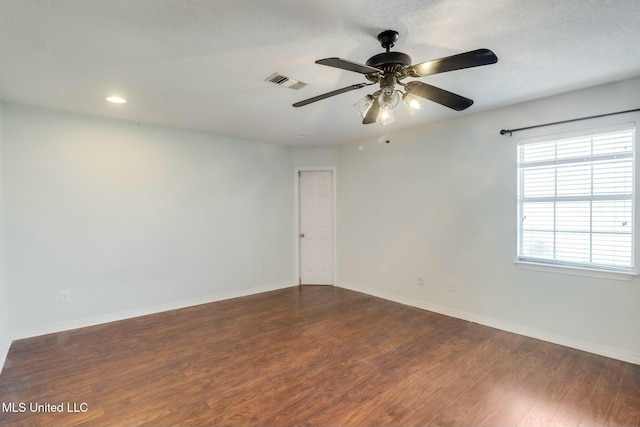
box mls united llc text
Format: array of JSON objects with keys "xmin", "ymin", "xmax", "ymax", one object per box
[{"xmin": 2, "ymin": 402, "xmax": 89, "ymax": 413}]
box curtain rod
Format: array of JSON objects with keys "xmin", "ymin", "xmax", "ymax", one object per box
[{"xmin": 499, "ymin": 108, "xmax": 640, "ymax": 136}]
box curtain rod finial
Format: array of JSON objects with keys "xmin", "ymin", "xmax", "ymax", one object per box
[{"xmin": 500, "ymin": 129, "xmax": 512, "ymax": 136}]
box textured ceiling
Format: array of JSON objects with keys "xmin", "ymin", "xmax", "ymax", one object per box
[{"xmin": 1, "ymin": 0, "xmax": 639, "ymax": 146}]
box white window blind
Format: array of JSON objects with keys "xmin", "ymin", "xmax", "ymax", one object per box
[{"xmin": 517, "ymin": 124, "xmax": 635, "ymax": 272}]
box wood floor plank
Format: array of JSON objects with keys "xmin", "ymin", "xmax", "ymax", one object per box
[
  {"xmin": 0, "ymin": 286, "xmax": 638, "ymax": 427},
  {"xmin": 429, "ymin": 339, "xmax": 544, "ymax": 427},
  {"xmin": 103, "ymin": 416, "xmax": 138, "ymax": 427}
]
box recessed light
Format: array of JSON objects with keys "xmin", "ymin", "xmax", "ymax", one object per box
[{"xmin": 105, "ymin": 96, "xmax": 127, "ymax": 104}]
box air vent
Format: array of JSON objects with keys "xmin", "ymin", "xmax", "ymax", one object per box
[{"xmin": 265, "ymin": 73, "xmax": 307, "ymax": 90}]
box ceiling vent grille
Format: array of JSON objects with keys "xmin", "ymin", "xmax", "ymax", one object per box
[{"xmin": 265, "ymin": 73, "xmax": 307, "ymax": 90}]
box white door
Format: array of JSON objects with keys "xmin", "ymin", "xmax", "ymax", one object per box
[{"xmin": 299, "ymin": 171, "xmax": 333, "ymax": 285}]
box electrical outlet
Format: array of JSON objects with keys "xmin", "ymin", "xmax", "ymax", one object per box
[
  {"xmin": 417, "ymin": 277, "xmax": 424, "ymax": 286},
  {"xmin": 446, "ymin": 281, "xmax": 455, "ymax": 292},
  {"xmin": 59, "ymin": 290, "xmax": 71, "ymax": 304}
]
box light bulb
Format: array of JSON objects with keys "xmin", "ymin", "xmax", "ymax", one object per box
[
  {"xmin": 403, "ymin": 93, "xmax": 421, "ymax": 115},
  {"xmin": 379, "ymin": 86, "xmax": 401, "ymax": 110},
  {"xmin": 377, "ymin": 108, "xmax": 394, "ymax": 125},
  {"xmin": 353, "ymin": 95, "xmax": 374, "ymax": 117}
]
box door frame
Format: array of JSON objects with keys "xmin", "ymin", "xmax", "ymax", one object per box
[{"xmin": 294, "ymin": 167, "xmax": 337, "ymax": 286}]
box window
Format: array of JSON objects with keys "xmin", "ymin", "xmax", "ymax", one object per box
[{"xmin": 517, "ymin": 124, "xmax": 635, "ymax": 273}]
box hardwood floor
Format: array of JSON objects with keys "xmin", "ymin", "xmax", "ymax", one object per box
[{"xmin": 0, "ymin": 286, "xmax": 639, "ymax": 426}]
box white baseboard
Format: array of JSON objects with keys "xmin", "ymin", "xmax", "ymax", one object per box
[
  {"xmin": 11, "ymin": 281, "xmax": 295, "ymax": 341},
  {"xmin": 337, "ymin": 282, "xmax": 640, "ymax": 365}
]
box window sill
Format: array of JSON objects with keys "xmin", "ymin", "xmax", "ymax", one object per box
[{"xmin": 515, "ymin": 261, "xmax": 637, "ymax": 281}]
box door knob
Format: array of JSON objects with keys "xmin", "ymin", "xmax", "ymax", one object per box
[{"xmin": 299, "ymin": 233, "xmax": 305, "ymax": 238}]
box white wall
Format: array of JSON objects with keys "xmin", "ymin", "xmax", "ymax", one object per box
[
  {"xmin": 0, "ymin": 103, "xmax": 10, "ymax": 370},
  {"xmin": 336, "ymin": 76, "xmax": 640, "ymax": 363},
  {"xmin": 2, "ymin": 104, "xmax": 294, "ymax": 336},
  {"xmin": 291, "ymin": 146, "xmax": 341, "ymax": 168}
]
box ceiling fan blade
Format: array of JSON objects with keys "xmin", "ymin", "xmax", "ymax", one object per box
[
  {"xmin": 316, "ymin": 58, "xmax": 383, "ymax": 75},
  {"xmin": 406, "ymin": 81, "xmax": 473, "ymax": 111},
  {"xmin": 362, "ymin": 97, "xmax": 380, "ymax": 124},
  {"xmin": 293, "ymin": 83, "xmax": 369, "ymax": 107},
  {"xmin": 405, "ymin": 49, "xmax": 497, "ymax": 77}
]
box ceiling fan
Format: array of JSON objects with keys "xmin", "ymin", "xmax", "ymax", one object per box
[{"xmin": 293, "ymin": 30, "xmax": 498, "ymax": 125}]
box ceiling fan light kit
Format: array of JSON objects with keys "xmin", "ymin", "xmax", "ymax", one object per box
[
  {"xmin": 403, "ymin": 93, "xmax": 422, "ymax": 115},
  {"xmin": 352, "ymin": 94, "xmax": 374, "ymax": 117},
  {"xmin": 293, "ymin": 30, "xmax": 498, "ymax": 125}
]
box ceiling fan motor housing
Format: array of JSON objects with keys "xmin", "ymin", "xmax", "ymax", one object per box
[{"xmin": 365, "ymin": 51, "xmax": 412, "ymax": 82}]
